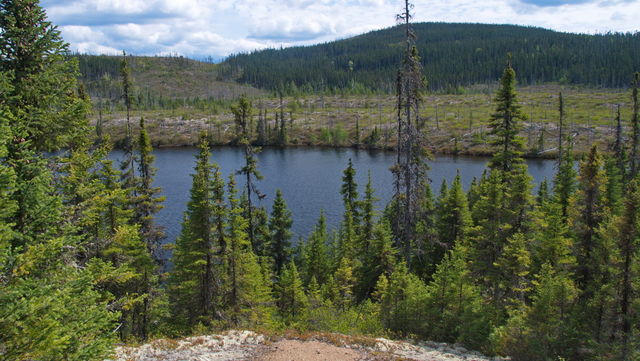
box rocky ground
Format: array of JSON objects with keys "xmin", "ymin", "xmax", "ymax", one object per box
[{"xmin": 108, "ymin": 330, "xmax": 505, "ymax": 361}]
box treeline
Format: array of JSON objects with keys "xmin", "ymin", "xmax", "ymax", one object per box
[{"xmin": 220, "ymin": 22, "xmax": 640, "ymax": 93}]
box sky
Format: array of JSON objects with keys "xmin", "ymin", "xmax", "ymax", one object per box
[{"xmin": 41, "ymin": 0, "xmax": 640, "ymax": 61}]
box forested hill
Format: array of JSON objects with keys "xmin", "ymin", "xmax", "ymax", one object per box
[
  {"xmin": 220, "ymin": 22, "xmax": 640, "ymax": 92},
  {"xmin": 74, "ymin": 54, "xmax": 262, "ymax": 103}
]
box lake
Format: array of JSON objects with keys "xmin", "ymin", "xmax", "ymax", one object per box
[{"xmin": 112, "ymin": 147, "xmax": 557, "ymax": 246}]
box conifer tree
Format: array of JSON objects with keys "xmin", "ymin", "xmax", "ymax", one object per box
[
  {"xmin": 0, "ymin": 1, "xmax": 117, "ymax": 356},
  {"xmin": 536, "ymin": 178, "xmax": 550, "ymax": 206},
  {"xmin": 374, "ymin": 262, "xmax": 428, "ymax": 335},
  {"xmin": 608, "ymin": 179, "xmax": 640, "ymax": 359},
  {"xmin": 340, "ymin": 158, "xmax": 359, "ymax": 223},
  {"xmin": 436, "ymin": 173, "xmax": 472, "ymax": 249},
  {"xmin": 224, "ymin": 174, "xmax": 275, "ymax": 327},
  {"xmin": 333, "ymin": 257, "xmax": 356, "ymax": 310},
  {"xmin": 392, "ymin": 0, "xmax": 429, "ymax": 262},
  {"xmin": 631, "ymin": 73, "xmax": 639, "ymax": 178},
  {"xmin": 231, "ymin": 95, "xmax": 264, "ymax": 250},
  {"xmin": 0, "ymin": 0, "xmax": 89, "ymax": 152},
  {"xmin": 360, "ymin": 171, "xmax": 379, "ymax": 244},
  {"xmin": 268, "ymin": 189, "xmax": 293, "ymax": 274},
  {"xmin": 302, "ymin": 212, "xmax": 331, "ymax": 285},
  {"xmin": 557, "ymin": 92, "xmax": 565, "ymax": 161},
  {"xmin": 494, "ymin": 264, "xmax": 580, "ymax": 361},
  {"xmin": 570, "ymin": 146, "xmax": 608, "ymax": 295},
  {"xmin": 119, "ymin": 52, "xmax": 137, "ymax": 192},
  {"xmin": 422, "ymin": 245, "xmax": 490, "ymax": 349},
  {"xmin": 101, "ymin": 224, "xmax": 156, "ymax": 340},
  {"xmin": 357, "ymin": 220, "xmax": 397, "ymax": 300},
  {"xmin": 168, "ymin": 135, "xmax": 219, "ymax": 328},
  {"xmin": 531, "ymin": 201, "xmax": 575, "ymax": 276},
  {"xmin": 553, "ymin": 140, "xmax": 576, "ymax": 220},
  {"xmin": 275, "ymin": 261, "xmax": 308, "ymax": 322},
  {"xmin": 337, "ymin": 204, "xmax": 358, "ymax": 262},
  {"xmin": 488, "ymin": 56, "xmax": 527, "ymax": 173},
  {"xmin": 135, "ymin": 117, "xmax": 165, "ymax": 258}
]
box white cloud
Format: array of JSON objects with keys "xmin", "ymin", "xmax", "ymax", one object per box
[{"xmin": 41, "ymin": 0, "xmax": 640, "ymax": 59}]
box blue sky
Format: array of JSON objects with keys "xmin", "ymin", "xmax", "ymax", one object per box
[{"xmin": 41, "ymin": 0, "xmax": 640, "ymax": 60}]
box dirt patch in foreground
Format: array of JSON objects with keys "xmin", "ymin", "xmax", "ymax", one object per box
[{"xmin": 257, "ymin": 339, "xmax": 364, "ymax": 361}]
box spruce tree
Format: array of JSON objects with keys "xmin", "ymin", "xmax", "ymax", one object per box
[
  {"xmin": 392, "ymin": 0, "xmax": 429, "ymax": 262},
  {"xmin": 0, "ymin": 1, "xmax": 118, "ymax": 356},
  {"xmin": 268, "ymin": 189, "xmax": 293, "ymax": 274},
  {"xmin": 488, "ymin": 56, "xmax": 527, "ymax": 173},
  {"xmin": 436, "ymin": 172, "xmax": 472, "ymax": 249},
  {"xmin": 119, "ymin": 52, "xmax": 137, "ymax": 192},
  {"xmin": 553, "ymin": 140, "xmax": 576, "ymax": 220},
  {"xmin": 302, "ymin": 212, "xmax": 331, "ymax": 285},
  {"xmin": 494, "ymin": 264, "xmax": 580, "ymax": 361},
  {"xmin": 423, "ymin": 245, "xmax": 490, "ymax": 349},
  {"xmin": 135, "ymin": 117, "xmax": 165, "ymax": 259},
  {"xmin": 360, "ymin": 171, "xmax": 379, "ymax": 244},
  {"xmin": 275, "ymin": 261, "xmax": 308, "ymax": 322},
  {"xmin": 609, "ymin": 179, "xmax": 640, "ymax": 359},
  {"xmin": 224, "ymin": 174, "xmax": 275, "ymax": 327},
  {"xmin": 231, "ymin": 96, "xmax": 264, "ymax": 250},
  {"xmin": 168, "ymin": 135, "xmax": 219, "ymax": 328},
  {"xmin": 631, "ymin": 73, "xmax": 639, "ymax": 178},
  {"xmin": 570, "ymin": 146, "xmax": 608, "ymax": 294},
  {"xmin": 0, "ymin": 0, "xmax": 89, "ymax": 152},
  {"xmin": 340, "ymin": 158, "xmax": 359, "ymax": 224},
  {"xmin": 357, "ymin": 220, "xmax": 397, "ymax": 300}
]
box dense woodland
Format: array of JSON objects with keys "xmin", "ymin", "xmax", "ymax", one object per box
[
  {"xmin": 1, "ymin": 1, "xmax": 640, "ymax": 361},
  {"xmin": 221, "ymin": 22, "xmax": 640, "ymax": 93}
]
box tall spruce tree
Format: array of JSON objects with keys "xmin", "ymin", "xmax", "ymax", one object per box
[
  {"xmin": 608, "ymin": 179, "xmax": 640, "ymax": 360},
  {"xmin": 135, "ymin": 117, "xmax": 165, "ymax": 259},
  {"xmin": 119, "ymin": 51, "xmax": 137, "ymax": 192},
  {"xmin": 231, "ymin": 95, "xmax": 264, "ymax": 251},
  {"xmin": 341, "ymin": 158, "xmax": 359, "ymax": 224},
  {"xmin": 302, "ymin": 212, "xmax": 331, "ymax": 285},
  {"xmin": 0, "ymin": 1, "xmax": 118, "ymax": 356},
  {"xmin": 488, "ymin": 56, "xmax": 527, "ymax": 173},
  {"xmin": 267, "ymin": 189, "xmax": 293, "ymax": 274},
  {"xmin": 392, "ymin": 0, "xmax": 429, "ymax": 262},
  {"xmin": 360, "ymin": 171, "xmax": 379, "ymax": 245},
  {"xmin": 631, "ymin": 73, "xmax": 639, "ymax": 178},
  {"xmin": 224, "ymin": 174, "xmax": 275, "ymax": 327},
  {"xmin": 275, "ymin": 261, "xmax": 308, "ymax": 322},
  {"xmin": 168, "ymin": 135, "xmax": 219, "ymax": 328}
]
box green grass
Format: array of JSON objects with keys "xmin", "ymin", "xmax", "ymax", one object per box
[{"xmin": 94, "ymin": 84, "xmax": 633, "ymax": 157}]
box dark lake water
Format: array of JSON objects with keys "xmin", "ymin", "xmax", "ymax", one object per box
[{"xmin": 112, "ymin": 147, "xmax": 557, "ymax": 245}]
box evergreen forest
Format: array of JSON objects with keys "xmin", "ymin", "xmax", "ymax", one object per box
[{"xmin": 1, "ymin": 1, "xmax": 640, "ymax": 361}]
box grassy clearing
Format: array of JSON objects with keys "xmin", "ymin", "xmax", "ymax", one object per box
[{"xmin": 94, "ymin": 84, "xmax": 633, "ymax": 157}]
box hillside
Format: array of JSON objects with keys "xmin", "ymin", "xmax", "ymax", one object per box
[
  {"xmin": 75, "ymin": 54, "xmax": 263, "ymax": 106},
  {"xmin": 220, "ymin": 22, "xmax": 640, "ymax": 92}
]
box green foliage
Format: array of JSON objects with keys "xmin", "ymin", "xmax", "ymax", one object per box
[
  {"xmin": 374, "ymin": 262, "xmax": 429, "ymax": 336},
  {"xmin": 275, "ymin": 262, "xmax": 308, "ymax": 323},
  {"xmin": 356, "ymin": 221, "xmax": 397, "ymax": 300},
  {"xmin": 301, "ymin": 212, "xmax": 332, "ymax": 285},
  {"xmin": 340, "ymin": 158, "xmax": 359, "ymax": 221},
  {"xmin": 268, "ymin": 189, "xmax": 293, "ymax": 274},
  {"xmin": 224, "ymin": 175, "xmax": 276, "ymax": 328},
  {"xmin": 422, "ymin": 245, "xmax": 491, "ymax": 350},
  {"xmin": 168, "ymin": 136, "xmax": 219, "ymax": 329},
  {"xmin": 222, "ymin": 23, "xmax": 640, "ymax": 92},
  {"xmin": 0, "ymin": 269, "xmax": 117, "ymax": 361},
  {"xmin": 488, "ymin": 60, "xmax": 527, "ymax": 173},
  {"xmin": 436, "ymin": 173, "xmax": 472, "ymax": 248},
  {"xmin": 492, "ymin": 264, "xmax": 580, "ymax": 361}
]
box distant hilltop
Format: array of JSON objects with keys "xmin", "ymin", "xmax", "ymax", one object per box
[{"xmin": 218, "ymin": 22, "xmax": 640, "ymax": 92}]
